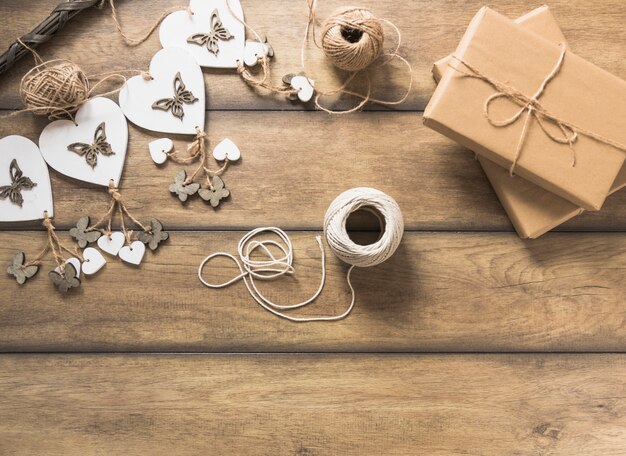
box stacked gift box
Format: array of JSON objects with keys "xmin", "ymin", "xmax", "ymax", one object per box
[{"xmin": 425, "ymin": 6, "xmax": 626, "ymax": 238}]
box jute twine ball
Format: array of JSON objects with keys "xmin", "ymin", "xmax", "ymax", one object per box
[
  {"xmin": 20, "ymin": 60, "xmax": 90, "ymax": 119},
  {"xmin": 320, "ymin": 7, "xmax": 384, "ymax": 72}
]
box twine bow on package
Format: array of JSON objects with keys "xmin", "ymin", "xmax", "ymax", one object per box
[{"xmin": 424, "ymin": 7, "xmax": 626, "ymax": 238}]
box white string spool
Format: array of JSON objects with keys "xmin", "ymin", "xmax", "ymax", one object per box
[
  {"xmin": 198, "ymin": 188, "xmax": 403, "ymax": 322},
  {"xmin": 324, "ymin": 187, "xmax": 403, "ymax": 267}
]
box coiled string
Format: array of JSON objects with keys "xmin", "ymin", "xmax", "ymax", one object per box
[{"xmin": 198, "ymin": 227, "xmax": 356, "ymax": 322}]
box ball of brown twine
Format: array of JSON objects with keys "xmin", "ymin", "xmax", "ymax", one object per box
[
  {"xmin": 20, "ymin": 60, "xmax": 90, "ymax": 120},
  {"xmin": 320, "ymin": 7, "xmax": 384, "ymax": 72}
]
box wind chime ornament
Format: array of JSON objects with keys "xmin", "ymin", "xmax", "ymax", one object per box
[
  {"xmin": 161, "ymin": 132, "xmax": 240, "ymax": 207},
  {"xmin": 75, "ymin": 181, "xmax": 169, "ymax": 266}
]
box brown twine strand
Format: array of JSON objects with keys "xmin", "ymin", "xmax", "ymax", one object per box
[
  {"xmin": 86, "ymin": 181, "xmax": 151, "ymax": 245},
  {"xmin": 449, "ymin": 45, "xmax": 626, "ymax": 176},
  {"xmin": 224, "ymin": 0, "xmax": 298, "ymax": 96},
  {"xmin": 42, "ymin": 211, "xmax": 84, "ymax": 269},
  {"xmin": 98, "ymin": 0, "xmax": 189, "ymax": 47},
  {"xmin": 167, "ymin": 128, "xmax": 230, "ymax": 190}
]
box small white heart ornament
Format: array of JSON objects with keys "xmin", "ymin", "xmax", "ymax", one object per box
[
  {"xmin": 0, "ymin": 136, "xmax": 54, "ymax": 222},
  {"xmin": 291, "ymin": 76, "xmax": 315, "ymax": 102},
  {"xmin": 39, "ymin": 97, "xmax": 128, "ymax": 187},
  {"xmin": 212, "ymin": 138, "xmax": 240, "ymax": 161},
  {"xmin": 54, "ymin": 257, "xmax": 82, "ymax": 278},
  {"xmin": 97, "ymin": 231, "xmax": 126, "ymax": 256},
  {"xmin": 81, "ymin": 247, "xmax": 106, "ymax": 276},
  {"xmin": 244, "ymin": 40, "xmax": 273, "ymax": 67},
  {"xmin": 119, "ymin": 47, "xmax": 205, "ymax": 135},
  {"xmin": 118, "ymin": 241, "xmax": 146, "ymax": 265},
  {"xmin": 149, "ymin": 138, "xmax": 173, "ymax": 164},
  {"xmin": 159, "ymin": 0, "xmax": 245, "ymax": 69}
]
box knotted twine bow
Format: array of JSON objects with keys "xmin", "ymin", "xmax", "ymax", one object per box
[{"xmin": 451, "ymin": 45, "xmax": 626, "ymax": 176}]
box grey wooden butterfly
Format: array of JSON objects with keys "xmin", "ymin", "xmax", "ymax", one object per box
[
  {"xmin": 137, "ymin": 218, "xmax": 169, "ymax": 251},
  {"xmin": 187, "ymin": 9, "xmax": 234, "ymax": 55},
  {"xmin": 169, "ymin": 170, "xmax": 200, "ymax": 202},
  {"xmin": 69, "ymin": 216, "xmax": 101, "ymax": 248},
  {"xmin": 67, "ymin": 122, "xmax": 115, "ymax": 168},
  {"xmin": 0, "ymin": 159, "xmax": 37, "ymax": 207},
  {"xmin": 152, "ymin": 72, "xmax": 198, "ymax": 121},
  {"xmin": 7, "ymin": 252, "xmax": 38, "ymax": 285},
  {"xmin": 198, "ymin": 176, "xmax": 230, "ymax": 208},
  {"xmin": 48, "ymin": 262, "xmax": 80, "ymax": 293}
]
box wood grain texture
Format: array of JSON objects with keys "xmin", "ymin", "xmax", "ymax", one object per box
[
  {"xmin": 1, "ymin": 354, "xmax": 626, "ymax": 455},
  {"xmin": 0, "ymin": 0, "xmax": 625, "ymax": 111},
  {"xmin": 3, "ymin": 111, "xmax": 626, "ymax": 232},
  {"xmin": 2, "ymin": 230, "xmax": 626, "ymax": 352}
]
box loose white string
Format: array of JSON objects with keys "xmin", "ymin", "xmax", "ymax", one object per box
[{"xmin": 198, "ymin": 227, "xmax": 356, "ymax": 322}]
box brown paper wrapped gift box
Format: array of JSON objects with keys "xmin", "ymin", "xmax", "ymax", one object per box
[
  {"xmin": 433, "ymin": 5, "xmax": 584, "ymax": 239},
  {"xmin": 424, "ymin": 7, "xmax": 626, "ymax": 212}
]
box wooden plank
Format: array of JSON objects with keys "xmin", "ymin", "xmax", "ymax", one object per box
[
  {"xmin": 1, "ymin": 354, "xmax": 625, "ymax": 455},
  {"xmin": 2, "ymin": 111, "xmax": 626, "ymax": 232},
  {"xmin": 2, "ymin": 230, "xmax": 626, "ymax": 352},
  {"xmin": 0, "ymin": 0, "xmax": 624, "ymax": 111}
]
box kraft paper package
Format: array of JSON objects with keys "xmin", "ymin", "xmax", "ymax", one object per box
[
  {"xmin": 432, "ymin": 6, "xmax": 567, "ymax": 84},
  {"xmin": 424, "ymin": 7, "xmax": 626, "ymax": 214},
  {"xmin": 432, "ymin": 5, "xmax": 584, "ymax": 239}
]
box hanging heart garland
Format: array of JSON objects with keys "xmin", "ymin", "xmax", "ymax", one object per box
[{"xmin": 39, "ymin": 97, "xmax": 128, "ymax": 187}]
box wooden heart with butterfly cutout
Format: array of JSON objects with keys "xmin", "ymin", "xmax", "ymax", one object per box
[
  {"xmin": 0, "ymin": 135, "xmax": 54, "ymax": 222},
  {"xmin": 119, "ymin": 47, "xmax": 205, "ymax": 135},
  {"xmin": 39, "ymin": 97, "xmax": 128, "ymax": 187},
  {"xmin": 159, "ymin": 0, "xmax": 245, "ymax": 69}
]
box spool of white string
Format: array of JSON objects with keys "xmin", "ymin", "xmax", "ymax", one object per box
[
  {"xmin": 324, "ymin": 187, "xmax": 403, "ymax": 267},
  {"xmin": 198, "ymin": 188, "xmax": 403, "ymax": 322}
]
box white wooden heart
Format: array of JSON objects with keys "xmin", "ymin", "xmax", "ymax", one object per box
[
  {"xmin": 82, "ymin": 247, "xmax": 106, "ymax": 275},
  {"xmin": 149, "ymin": 138, "xmax": 173, "ymax": 164},
  {"xmin": 244, "ymin": 40, "xmax": 273, "ymax": 67},
  {"xmin": 119, "ymin": 47, "xmax": 205, "ymax": 135},
  {"xmin": 97, "ymin": 231, "xmax": 126, "ymax": 256},
  {"xmin": 39, "ymin": 97, "xmax": 128, "ymax": 187},
  {"xmin": 0, "ymin": 135, "xmax": 53, "ymax": 222},
  {"xmin": 291, "ymin": 76, "xmax": 315, "ymax": 102},
  {"xmin": 213, "ymin": 138, "xmax": 240, "ymax": 161},
  {"xmin": 118, "ymin": 241, "xmax": 145, "ymax": 265},
  {"xmin": 159, "ymin": 0, "xmax": 245, "ymax": 69}
]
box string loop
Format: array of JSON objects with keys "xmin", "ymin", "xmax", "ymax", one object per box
[{"xmin": 198, "ymin": 227, "xmax": 356, "ymax": 322}]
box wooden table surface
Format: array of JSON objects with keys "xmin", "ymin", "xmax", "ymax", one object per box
[{"xmin": 1, "ymin": 1, "xmax": 626, "ymax": 454}]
